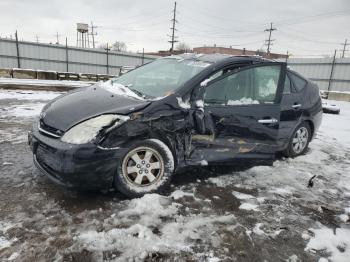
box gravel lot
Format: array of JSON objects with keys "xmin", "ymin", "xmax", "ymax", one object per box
[{"xmin": 0, "ymin": 88, "xmax": 349, "ymax": 262}]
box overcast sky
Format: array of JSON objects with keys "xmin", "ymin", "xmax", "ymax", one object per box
[{"xmin": 0, "ymin": 0, "xmax": 349, "ymax": 57}]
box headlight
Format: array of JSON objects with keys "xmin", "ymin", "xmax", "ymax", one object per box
[{"xmin": 61, "ymin": 114, "xmax": 129, "ymax": 144}]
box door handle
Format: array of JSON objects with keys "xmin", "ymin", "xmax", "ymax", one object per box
[
  {"xmin": 292, "ymin": 104, "xmax": 301, "ymax": 109},
  {"xmin": 258, "ymin": 118, "xmax": 278, "ymax": 124}
]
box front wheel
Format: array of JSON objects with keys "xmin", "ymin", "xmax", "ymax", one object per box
[
  {"xmin": 284, "ymin": 122, "xmax": 311, "ymax": 157},
  {"xmin": 114, "ymin": 139, "xmax": 175, "ymax": 198}
]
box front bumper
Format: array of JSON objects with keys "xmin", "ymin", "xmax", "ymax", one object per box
[{"xmin": 29, "ymin": 123, "xmax": 128, "ymax": 189}]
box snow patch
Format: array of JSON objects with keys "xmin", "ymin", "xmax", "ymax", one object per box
[
  {"xmin": 77, "ymin": 193, "xmax": 236, "ymax": 260},
  {"xmin": 305, "ymin": 224, "xmax": 350, "ymax": 262},
  {"xmin": 0, "ymin": 78, "xmax": 92, "ymax": 87},
  {"xmin": 239, "ymin": 203, "xmax": 259, "ymax": 211},
  {"xmin": 0, "ymin": 128, "xmax": 27, "ymax": 144},
  {"xmin": 232, "ymin": 191, "xmax": 255, "ymax": 200},
  {"xmin": 338, "ymin": 214, "xmax": 349, "ymax": 223},
  {"xmin": 287, "ymin": 254, "xmax": 299, "ymax": 262},
  {"xmin": 199, "ymin": 160, "xmax": 208, "ymax": 166},
  {"xmin": 0, "ymin": 89, "xmax": 63, "ymax": 101},
  {"xmin": 171, "ymin": 190, "xmax": 195, "ymax": 200},
  {"xmin": 118, "ymin": 194, "xmax": 178, "ymax": 227},
  {"xmin": 200, "ymin": 78, "xmax": 211, "ymax": 87},
  {"xmin": 8, "ymin": 252, "xmax": 19, "ymax": 261},
  {"xmin": 1, "ymin": 103, "xmax": 45, "ymax": 118},
  {"xmin": 195, "ymin": 99, "xmax": 204, "ymax": 108},
  {"xmin": 176, "ymin": 97, "xmax": 191, "ymax": 109},
  {"xmin": 100, "ymin": 81, "xmax": 145, "ymax": 100},
  {"xmin": 251, "ymin": 223, "xmax": 282, "ymax": 238},
  {"xmin": 0, "ymin": 236, "xmax": 13, "ymax": 250},
  {"xmin": 269, "ymin": 187, "xmax": 293, "ymax": 196}
]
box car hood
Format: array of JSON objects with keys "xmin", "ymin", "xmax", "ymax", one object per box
[{"xmin": 41, "ymin": 85, "xmax": 151, "ymax": 131}]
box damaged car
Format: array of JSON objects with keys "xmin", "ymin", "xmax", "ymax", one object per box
[{"xmin": 28, "ymin": 54, "xmax": 322, "ymax": 197}]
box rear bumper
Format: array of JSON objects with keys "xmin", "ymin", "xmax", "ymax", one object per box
[{"xmin": 29, "ymin": 122, "xmax": 128, "ymax": 189}]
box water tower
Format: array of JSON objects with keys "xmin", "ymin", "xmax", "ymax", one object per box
[{"xmin": 76, "ymin": 23, "xmax": 90, "ymax": 48}]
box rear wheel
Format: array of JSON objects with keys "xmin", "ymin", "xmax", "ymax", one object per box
[
  {"xmin": 114, "ymin": 139, "xmax": 174, "ymax": 198},
  {"xmin": 284, "ymin": 122, "xmax": 311, "ymax": 157}
]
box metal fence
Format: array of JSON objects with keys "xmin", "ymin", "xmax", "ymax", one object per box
[
  {"xmin": 286, "ymin": 57, "xmax": 350, "ymax": 92},
  {"xmin": 0, "ymin": 38, "xmax": 157, "ymax": 76}
]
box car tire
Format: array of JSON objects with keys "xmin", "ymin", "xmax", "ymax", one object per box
[
  {"xmin": 114, "ymin": 139, "xmax": 175, "ymax": 198},
  {"xmin": 284, "ymin": 122, "xmax": 311, "ymax": 158}
]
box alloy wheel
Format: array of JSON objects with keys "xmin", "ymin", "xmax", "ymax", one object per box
[
  {"xmin": 122, "ymin": 147, "xmax": 164, "ymax": 187},
  {"xmin": 292, "ymin": 127, "xmax": 309, "ymax": 154}
]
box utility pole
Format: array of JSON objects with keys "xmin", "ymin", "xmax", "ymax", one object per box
[
  {"xmin": 328, "ymin": 49, "xmax": 337, "ymax": 92},
  {"xmin": 15, "ymin": 30, "xmax": 21, "ymax": 68},
  {"xmin": 65, "ymin": 37, "xmax": 69, "ymax": 72},
  {"xmin": 89, "ymin": 21, "xmax": 98, "ymax": 48},
  {"xmin": 168, "ymin": 1, "xmax": 178, "ymax": 53},
  {"xmin": 105, "ymin": 43, "xmax": 111, "ymax": 74},
  {"xmin": 54, "ymin": 32, "xmax": 61, "ymax": 45},
  {"xmin": 264, "ymin": 22, "xmax": 276, "ymax": 54},
  {"xmin": 341, "ymin": 39, "xmax": 348, "ymax": 58}
]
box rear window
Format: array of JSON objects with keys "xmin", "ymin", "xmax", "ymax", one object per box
[{"xmin": 288, "ymin": 72, "xmax": 307, "ymax": 92}]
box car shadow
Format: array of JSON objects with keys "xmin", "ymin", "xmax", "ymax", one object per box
[{"xmin": 171, "ymin": 162, "xmax": 259, "ymax": 187}]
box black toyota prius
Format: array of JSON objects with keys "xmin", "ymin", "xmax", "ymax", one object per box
[{"xmin": 28, "ymin": 54, "xmax": 322, "ymax": 198}]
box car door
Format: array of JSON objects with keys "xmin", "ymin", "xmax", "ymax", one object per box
[
  {"xmin": 189, "ymin": 62, "xmax": 286, "ymax": 164},
  {"xmin": 279, "ymin": 72, "xmax": 304, "ymax": 147}
]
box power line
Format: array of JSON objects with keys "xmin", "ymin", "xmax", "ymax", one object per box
[
  {"xmin": 264, "ymin": 22, "xmax": 276, "ymax": 54},
  {"xmin": 276, "ymin": 9, "xmax": 350, "ymax": 27},
  {"xmin": 278, "ymin": 30, "xmax": 342, "ymax": 45},
  {"xmin": 168, "ymin": 1, "xmax": 178, "ymax": 52},
  {"xmin": 341, "ymin": 39, "xmax": 348, "ymax": 58}
]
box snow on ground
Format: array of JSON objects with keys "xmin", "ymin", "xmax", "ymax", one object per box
[
  {"xmin": 320, "ymin": 100, "xmax": 350, "ymax": 144},
  {"xmin": 0, "ymin": 89, "xmax": 64, "ymax": 121},
  {"xmin": 0, "ymin": 89, "xmax": 64, "ymax": 101},
  {"xmin": 0, "ymin": 89, "xmax": 64, "ymax": 143},
  {"xmin": 305, "ymin": 223, "xmax": 350, "ymax": 262},
  {"xmin": 76, "ymin": 194, "xmax": 235, "ymax": 261},
  {"xmin": 0, "ymin": 91, "xmax": 349, "ymax": 261},
  {"xmin": 0, "ymin": 78, "xmax": 93, "ymax": 88},
  {"xmin": 1, "ymin": 103, "xmax": 46, "ymax": 119},
  {"xmin": 0, "ymin": 127, "xmax": 28, "ymax": 144}
]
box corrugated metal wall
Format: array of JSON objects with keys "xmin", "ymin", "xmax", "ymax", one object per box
[
  {"xmin": 286, "ymin": 57, "xmax": 350, "ymax": 92},
  {"xmin": 0, "ymin": 38, "xmax": 157, "ymax": 75}
]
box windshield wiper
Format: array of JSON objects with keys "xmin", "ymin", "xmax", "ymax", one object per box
[{"xmin": 129, "ymin": 88, "xmax": 146, "ymax": 99}]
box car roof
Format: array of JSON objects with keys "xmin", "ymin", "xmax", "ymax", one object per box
[{"xmin": 165, "ymin": 53, "xmax": 276, "ymax": 64}]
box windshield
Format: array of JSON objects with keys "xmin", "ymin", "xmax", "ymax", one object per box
[{"xmin": 111, "ymin": 58, "xmax": 211, "ymax": 98}]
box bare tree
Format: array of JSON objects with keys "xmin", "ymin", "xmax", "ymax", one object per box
[
  {"xmin": 111, "ymin": 41, "xmax": 127, "ymax": 52},
  {"xmin": 176, "ymin": 42, "xmax": 191, "ymax": 52}
]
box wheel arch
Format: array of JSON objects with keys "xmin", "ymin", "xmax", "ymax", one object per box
[{"xmin": 303, "ymin": 119, "xmax": 315, "ymax": 140}]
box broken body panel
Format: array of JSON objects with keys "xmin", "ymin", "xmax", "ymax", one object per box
[{"xmin": 29, "ymin": 54, "xmax": 322, "ymax": 189}]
